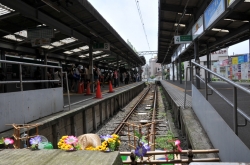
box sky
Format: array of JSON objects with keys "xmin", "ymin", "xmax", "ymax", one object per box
[{"xmin": 87, "ymin": 0, "xmax": 249, "ymax": 63}]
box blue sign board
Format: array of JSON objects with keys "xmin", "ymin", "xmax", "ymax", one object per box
[
  {"xmin": 238, "ymin": 56, "xmax": 244, "ymax": 64},
  {"xmin": 204, "ymin": 0, "xmax": 225, "ymax": 29},
  {"xmin": 243, "ymin": 54, "xmax": 248, "ymax": 62}
]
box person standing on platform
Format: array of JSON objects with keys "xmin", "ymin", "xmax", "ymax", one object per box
[
  {"xmin": 54, "ymin": 68, "xmax": 61, "ymax": 87},
  {"xmin": 113, "ymin": 69, "xmax": 118, "ymax": 87},
  {"xmin": 93, "ymin": 64, "xmax": 101, "ymax": 90},
  {"xmin": 83, "ymin": 65, "xmax": 89, "ymax": 90}
]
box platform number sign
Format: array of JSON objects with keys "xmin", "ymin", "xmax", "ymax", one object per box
[
  {"xmin": 174, "ymin": 35, "xmax": 192, "ymax": 44},
  {"xmin": 93, "ymin": 43, "xmax": 110, "ymax": 50}
]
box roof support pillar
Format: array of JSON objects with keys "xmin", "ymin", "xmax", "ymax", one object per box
[
  {"xmin": 179, "ymin": 57, "xmax": 182, "ymax": 84},
  {"xmin": 172, "ymin": 62, "xmax": 175, "ymax": 82},
  {"xmin": 89, "ymin": 40, "xmax": 94, "ymax": 92},
  {"xmin": 194, "ymin": 39, "xmax": 200, "ymax": 89},
  {"xmin": 44, "ymin": 53, "xmax": 48, "ymax": 88},
  {"xmin": 206, "ymin": 44, "xmax": 211, "ymax": 82}
]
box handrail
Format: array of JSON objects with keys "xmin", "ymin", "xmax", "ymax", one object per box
[
  {"xmin": 0, "ymin": 60, "xmax": 62, "ymax": 91},
  {"xmin": 184, "ymin": 61, "xmax": 250, "ymax": 135},
  {"xmin": 0, "ymin": 60, "xmax": 61, "ymax": 68}
]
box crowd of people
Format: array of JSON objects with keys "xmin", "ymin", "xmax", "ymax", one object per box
[
  {"xmin": 64, "ymin": 63, "xmax": 141, "ymax": 93},
  {"xmin": 0, "ymin": 64, "xmax": 141, "ymax": 93}
]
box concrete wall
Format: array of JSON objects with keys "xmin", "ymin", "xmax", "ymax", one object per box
[
  {"xmin": 0, "ymin": 87, "xmax": 63, "ymax": 132},
  {"xmin": 192, "ymin": 84, "xmax": 250, "ymax": 161}
]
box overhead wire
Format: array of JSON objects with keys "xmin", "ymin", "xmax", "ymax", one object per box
[
  {"xmin": 134, "ymin": 0, "xmax": 151, "ymax": 51},
  {"xmin": 162, "ymin": 0, "xmax": 191, "ymax": 64}
]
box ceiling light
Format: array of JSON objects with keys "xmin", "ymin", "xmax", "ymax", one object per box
[{"xmin": 41, "ymin": 0, "xmax": 60, "ymax": 12}]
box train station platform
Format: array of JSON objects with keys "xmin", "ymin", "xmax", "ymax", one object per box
[
  {"xmin": 163, "ymin": 80, "xmax": 250, "ymax": 148},
  {"xmin": 0, "ymin": 82, "xmax": 146, "ymax": 140},
  {"xmin": 158, "ymin": 79, "xmax": 250, "ymax": 162}
]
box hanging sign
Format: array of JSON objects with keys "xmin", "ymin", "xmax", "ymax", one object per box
[
  {"xmin": 204, "ymin": 0, "xmax": 225, "ymax": 29},
  {"xmin": 174, "ymin": 35, "xmax": 192, "ymax": 44},
  {"xmin": 93, "ymin": 43, "xmax": 110, "ymax": 50}
]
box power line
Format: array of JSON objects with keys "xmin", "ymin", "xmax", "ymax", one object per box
[{"xmin": 134, "ymin": 0, "xmax": 151, "ymax": 51}]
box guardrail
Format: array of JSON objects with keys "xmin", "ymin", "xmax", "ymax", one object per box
[
  {"xmin": 184, "ymin": 61, "xmax": 250, "ymax": 135},
  {"xmin": 0, "ymin": 60, "xmax": 71, "ymax": 111}
]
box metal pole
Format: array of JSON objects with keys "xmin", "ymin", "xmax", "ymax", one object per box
[
  {"xmin": 205, "ymin": 70, "xmax": 208, "ymax": 100},
  {"xmin": 179, "ymin": 57, "xmax": 182, "ymax": 84},
  {"xmin": 189, "ymin": 59, "xmax": 192, "ymax": 81},
  {"xmin": 63, "ymin": 72, "xmax": 71, "ymax": 110},
  {"xmin": 19, "ymin": 64, "xmax": 23, "ymax": 91},
  {"xmin": 194, "ymin": 39, "xmax": 200, "ymax": 89},
  {"xmin": 44, "ymin": 53, "xmax": 48, "ymax": 88},
  {"xmin": 172, "ymin": 62, "xmax": 175, "ymax": 82},
  {"xmin": 206, "ymin": 44, "xmax": 211, "ymax": 82},
  {"xmin": 184, "ymin": 66, "xmax": 190, "ymax": 108},
  {"xmin": 233, "ymin": 87, "xmax": 238, "ymax": 135},
  {"xmin": 89, "ymin": 40, "xmax": 94, "ymax": 92}
]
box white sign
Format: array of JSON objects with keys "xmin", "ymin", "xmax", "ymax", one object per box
[
  {"xmin": 192, "ymin": 16, "xmax": 204, "ymax": 40},
  {"xmin": 204, "ymin": 0, "xmax": 225, "ymax": 29}
]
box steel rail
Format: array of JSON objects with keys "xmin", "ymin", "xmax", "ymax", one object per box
[
  {"xmin": 149, "ymin": 84, "xmax": 157, "ymax": 153},
  {"xmin": 112, "ymin": 84, "xmax": 152, "ymax": 135}
]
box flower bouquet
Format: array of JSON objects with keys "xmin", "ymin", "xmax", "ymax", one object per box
[
  {"xmin": 58, "ymin": 135, "xmax": 82, "ymax": 151},
  {"xmin": 85, "ymin": 134, "xmax": 120, "ymax": 151},
  {"xmin": 29, "ymin": 135, "xmax": 53, "ymax": 150},
  {"xmin": 0, "ymin": 137, "xmax": 14, "ymax": 149}
]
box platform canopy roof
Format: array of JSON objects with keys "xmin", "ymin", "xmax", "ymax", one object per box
[
  {"xmin": 158, "ymin": 0, "xmax": 250, "ymax": 64},
  {"xmin": 0, "ymin": 0, "xmax": 145, "ymax": 68}
]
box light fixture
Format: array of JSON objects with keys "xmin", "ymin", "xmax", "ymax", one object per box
[
  {"xmin": 41, "ymin": 0, "xmax": 60, "ymax": 12},
  {"xmin": 90, "ymin": 31, "xmax": 98, "ymax": 37}
]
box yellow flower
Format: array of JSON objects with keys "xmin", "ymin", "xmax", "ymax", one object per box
[
  {"xmin": 61, "ymin": 136, "xmax": 68, "ymax": 140},
  {"xmin": 108, "ymin": 138, "xmax": 113, "ymax": 143},
  {"xmin": 112, "ymin": 134, "xmax": 118, "ymax": 139},
  {"xmin": 102, "ymin": 141, "xmax": 107, "ymax": 146}
]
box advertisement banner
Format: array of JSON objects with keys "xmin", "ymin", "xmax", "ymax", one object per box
[
  {"xmin": 244, "ymin": 54, "xmax": 248, "ymax": 62},
  {"xmin": 232, "ymin": 57, "xmax": 238, "ymax": 65},
  {"xmin": 222, "ymin": 59, "xmax": 228, "ymax": 66},
  {"xmin": 241, "ymin": 63, "xmax": 248, "ymax": 80},
  {"xmin": 228, "ymin": 57, "xmax": 232, "ymax": 65},
  {"xmin": 192, "ymin": 16, "xmax": 204, "ymax": 40},
  {"xmin": 232, "ymin": 64, "xmax": 238, "ymax": 80},
  {"xmin": 204, "ymin": 0, "xmax": 225, "ymax": 29},
  {"xmin": 238, "ymin": 56, "xmax": 244, "ymax": 64}
]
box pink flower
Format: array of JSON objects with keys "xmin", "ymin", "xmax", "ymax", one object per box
[
  {"xmin": 175, "ymin": 140, "xmax": 182, "ymax": 152},
  {"xmin": 4, "ymin": 138, "xmax": 14, "ymax": 145},
  {"xmin": 64, "ymin": 136, "xmax": 78, "ymax": 145}
]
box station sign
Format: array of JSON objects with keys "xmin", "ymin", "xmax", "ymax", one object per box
[
  {"xmin": 204, "ymin": 0, "xmax": 225, "ymax": 30},
  {"xmin": 93, "ymin": 43, "xmax": 110, "ymax": 50},
  {"xmin": 174, "ymin": 35, "xmax": 192, "ymax": 44},
  {"xmin": 192, "ymin": 15, "xmax": 204, "ymax": 40},
  {"xmin": 27, "ymin": 27, "xmax": 54, "ymax": 39}
]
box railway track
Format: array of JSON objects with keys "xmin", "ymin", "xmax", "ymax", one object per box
[{"xmin": 96, "ymin": 83, "xmax": 169, "ymax": 151}]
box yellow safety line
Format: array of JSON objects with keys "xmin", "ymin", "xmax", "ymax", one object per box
[{"xmin": 165, "ymin": 81, "xmax": 185, "ymax": 92}]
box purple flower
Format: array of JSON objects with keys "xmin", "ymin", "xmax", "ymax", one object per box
[
  {"xmin": 100, "ymin": 134, "xmax": 112, "ymax": 141},
  {"xmin": 143, "ymin": 143, "xmax": 151, "ymax": 151},
  {"xmin": 29, "ymin": 136, "xmax": 41, "ymax": 145},
  {"xmin": 135, "ymin": 145, "xmax": 147, "ymax": 157}
]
